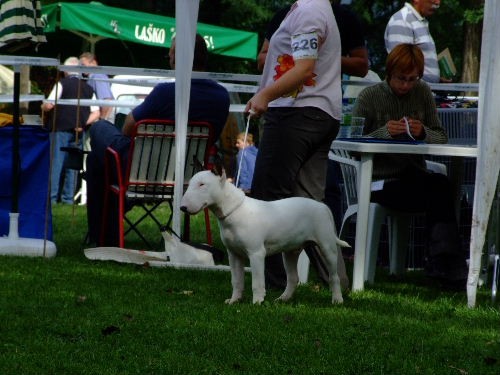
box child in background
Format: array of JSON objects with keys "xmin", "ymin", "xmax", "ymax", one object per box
[{"xmin": 232, "ymin": 132, "xmax": 258, "ymax": 194}]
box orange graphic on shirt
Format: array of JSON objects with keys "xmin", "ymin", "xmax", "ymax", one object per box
[{"xmin": 273, "ymin": 54, "xmax": 316, "ymax": 98}]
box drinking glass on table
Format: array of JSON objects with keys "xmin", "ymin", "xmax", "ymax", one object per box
[{"xmin": 350, "ymin": 116, "xmax": 365, "ymax": 138}]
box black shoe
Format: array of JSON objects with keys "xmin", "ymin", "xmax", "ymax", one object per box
[
  {"xmin": 425, "ymin": 252, "xmax": 468, "ymax": 279},
  {"xmin": 428, "ymin": 276, "xmax": 467, "ymax": 292},
  {"xmin": 440, "ymin": 278, "xmax": 467, "ymax": 291},
  {"xmin": 424, "ymin": 258, "xmax": 467, "ymax": 291}
]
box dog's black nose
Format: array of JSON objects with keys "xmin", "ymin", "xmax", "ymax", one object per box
[{"xmin": 180, "ymin": 206, "xmax": 187, "ymax": 212}]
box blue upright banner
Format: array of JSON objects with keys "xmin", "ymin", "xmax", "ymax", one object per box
[{"xmin": 0, "ymin": 125, "xmax": 53, "ymax": 240}]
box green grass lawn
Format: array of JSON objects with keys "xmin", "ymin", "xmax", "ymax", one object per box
[{"xmin": 1, "ymin": 204, "xmax": 499, "ymax": 375}]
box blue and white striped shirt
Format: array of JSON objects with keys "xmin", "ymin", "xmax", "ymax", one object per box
[{"xmin": 384, "ymin": 2, "xmax": 440, "ymax": 83}]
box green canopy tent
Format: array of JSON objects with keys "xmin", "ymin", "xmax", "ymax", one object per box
[{"xmin": 41, "ymin": 2, "xmax": 257, "ymax": 60}]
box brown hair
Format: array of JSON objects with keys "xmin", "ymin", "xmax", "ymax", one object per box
[
  {"xmin": 193, "ymin": 34, "xmax": 208, "ymax": 71},
  {"xmin": 237, "ymin": 132, "xmax": 254, "ymax": 145},
  {"xmin": 171, "ymin": 34, "xmax": 208, "ymax": 71},
  {"xmin": 385, "ymin": 44, "xmax": 424, "ymax": 80}
]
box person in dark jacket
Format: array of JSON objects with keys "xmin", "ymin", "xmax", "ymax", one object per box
[{"xmin": 85, "ymin": 35, "xmax": 230, "ymax": 246}]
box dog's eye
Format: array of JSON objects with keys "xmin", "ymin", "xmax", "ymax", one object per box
[{"xmin": 199, "ymin": 183, "xmax": 205, "ymax": 188}]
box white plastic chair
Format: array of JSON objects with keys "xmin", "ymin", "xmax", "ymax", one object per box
[
  {"xmin": 329, "ymin": 149, "xmax": 447, "ymax": 283},
  {"xmin": 435, "ymin": 108, "xmax": 478, "ymax": 204},
  {"xmin": 437, "ymin": 108, "xmax": 477, "ymax": 145}
]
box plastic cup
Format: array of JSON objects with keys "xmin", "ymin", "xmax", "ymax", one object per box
[
  {"xmin": 337, "ymin": 113, "xmax": 352, "ymax": 138},
  {"xmin": 350, "ymin": 116, "xmax": 365, "ymax": 138},
  {"xmin": 338, "ymin": 125, "xmax": 351, "ymax": 138}
]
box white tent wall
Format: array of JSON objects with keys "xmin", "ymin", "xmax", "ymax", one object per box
[
  {"xmin": 172, "ymin": 0, "xmax": 200, "ymax": 236},
  {"xmin": 468, "ymin": 0, "xmax": 500, "ymax": 307}
]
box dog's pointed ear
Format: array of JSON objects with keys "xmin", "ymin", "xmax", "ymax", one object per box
[
  {"xmin": 192, "ymin": 156, "xmax": 204, "ymax": 173},
  {"xmin": 210, "ymin": 154, "xmax": 225, "ymax": 177}
]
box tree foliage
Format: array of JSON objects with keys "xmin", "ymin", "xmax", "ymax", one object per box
[
  {"xmin": 39, "ymin": 0, "xmax": 484, "ymax": 80},
  {"xmin": 351, "ymin": 0, "xmax": 483, "ymax": 81}
]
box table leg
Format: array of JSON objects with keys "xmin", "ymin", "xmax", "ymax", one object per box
[
  {"xmin": 448, "ymin": 156, "xmax": 466, "ymax": 222},
  {"xmin": 352, "ymin": 154, "xmax": 374, "ymax": 291}
]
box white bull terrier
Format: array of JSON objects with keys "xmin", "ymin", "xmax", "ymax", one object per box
[{"xmin": 180, "ymin": 166, "xmax": 350, "ymax": 305}]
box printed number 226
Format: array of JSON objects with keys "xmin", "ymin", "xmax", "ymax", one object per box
[{"xmin": 292, "ymin": 37, "xmax": 318, "ymax": 52}]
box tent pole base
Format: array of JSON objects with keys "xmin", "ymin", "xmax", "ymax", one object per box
[{"xmin": 0, "ymin": 213, "xmax": 56, "ymax": 258}]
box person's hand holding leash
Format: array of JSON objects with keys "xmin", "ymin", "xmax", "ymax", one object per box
[{"xmin": 245, "ymin": 91, "xmax": 269, "ymax": 118}]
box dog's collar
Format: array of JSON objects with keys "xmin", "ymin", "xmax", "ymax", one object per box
[{"xmin": 218, "ymin": 195, "xmax": 245, "ymax": 220}]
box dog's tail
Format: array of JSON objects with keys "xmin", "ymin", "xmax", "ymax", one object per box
[
  {"xmin": 336, "ymin": 238, "xmax": 351, "ymax": 248},
  {"xmin": 321, "ymin": 203, "xmax": 351, "ymax": 249}
]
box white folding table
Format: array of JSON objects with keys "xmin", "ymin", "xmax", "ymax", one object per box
[{"xmin": 331, "ymin": 140, "xmax": 478, "ymax": 291}]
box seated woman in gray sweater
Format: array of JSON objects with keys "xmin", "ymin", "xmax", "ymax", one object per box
[{"xmin": 352, "ymin": 43, "xmax": 467, "ymax": 289}]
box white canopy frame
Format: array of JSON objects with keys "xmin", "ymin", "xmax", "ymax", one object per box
[
  {"xmin": 172, "ymin": 0, "xmax": 200, "ymax": 237},
  {"xmin": 467, "ymin": 0, "xmax": 500, "ymax": 307}
]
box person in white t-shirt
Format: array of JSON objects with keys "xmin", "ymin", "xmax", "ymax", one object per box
[{"xmin": 245, "ymin": 0, "xmax": 342, "ymax": 288}]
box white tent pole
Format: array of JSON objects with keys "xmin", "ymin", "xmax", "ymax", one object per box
[
  {"xmin": 467, "ymin": 0, "xmax": 500, "ymax": 307},
  {"xmin": 172, "ymin": 0, "xmax": 200, "ymax": 236}
]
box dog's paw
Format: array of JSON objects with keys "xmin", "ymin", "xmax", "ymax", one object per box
[
  {"xmin": 275, "ymin": 293, "xmax": 292, "ymax": 303},
  {"xmin": 331, "ymin": 294, "xmax": 344, "ymax": 304},
  {"xmin": 225, "ymin": 297, "xmax": 241, "ymax": 305},
  {"xmin": 252, "ymin": 296, "xmax": 265, "ymax": 305},
  {"xmin": 273, "ymin": 297, "xmax": 288, "ymax": 304}
]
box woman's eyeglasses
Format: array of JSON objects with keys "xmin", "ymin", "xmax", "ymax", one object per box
[{"xmin": 393, "ymin": 75, "xmax": 421, "ymax": 84}]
